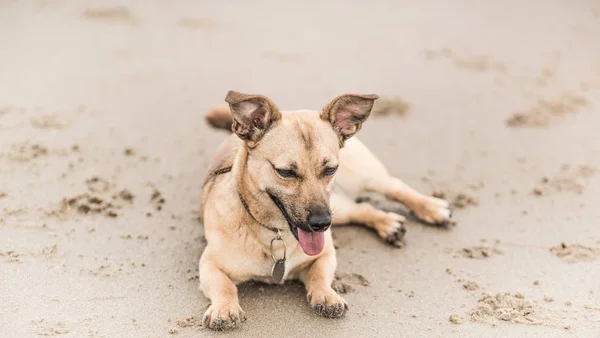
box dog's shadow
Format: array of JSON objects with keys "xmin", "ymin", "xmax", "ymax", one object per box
[
  {"xmin": 235, "ymin": 280, "xmax": 349, "ymax": 327},
  {"xmin": 237, "ymin": 279, "xmax": 306, "ymax": 308}
]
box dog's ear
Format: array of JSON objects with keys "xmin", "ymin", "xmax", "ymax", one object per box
[
  {"xmin": 225, "ymin": 90, "xmax": 282, "ymax": 147},
  {"xmin": 320, "ymin": 94, "xmax": 378, "ymax": 142}
]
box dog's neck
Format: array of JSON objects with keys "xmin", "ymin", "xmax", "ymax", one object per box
[
  {"xmin": 237, "ymin": 192, "xmax": 278, "ymax": 233},
  {"xmin": 233, "ymin": 145, "xmax": 289, "ymax": 235}
]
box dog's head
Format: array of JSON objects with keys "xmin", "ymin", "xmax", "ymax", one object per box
[{"xmin": 226, "ymin": 90, "xmax": 377, "ymax": 256}]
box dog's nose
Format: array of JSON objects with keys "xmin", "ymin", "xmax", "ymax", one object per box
[{"xmin": 307, "ymin": 212, "xmax": 331, "ymax": 231}]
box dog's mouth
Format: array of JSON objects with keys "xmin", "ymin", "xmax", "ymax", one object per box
[{"xmin": 267, "ymin": 191, "xmax": 325, "ymax": 256}]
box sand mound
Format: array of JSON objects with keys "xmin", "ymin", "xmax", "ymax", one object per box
[
  {"xmin": 550, "ymin": 243, "xmax": 600, "ymax": 263},
  {"xmin": 433, "ymin": 190, "xmax": 479, "ymax": 209},
  {"xmin": 506, "ymin": 92, "xmax": 588, "ymax": 128},
  {"xmin": 332, "ymin": 273, "xmax": 371, "ymax": 294},
  {"xmin": 532, "ymin": 165, "xmax": 597, "ymax": 196},
  {"xmin": 370, "ymin": 97, "xmax": 411, "ymax": 117},
  {"xmin": 52, "ymin": 177, "xmax": 134, "ymax": 219},
  {"xmin": 456, "ymin": 246, "xmax": 503, "ymax": 259},
  {"xmin": 470, "ymin": 292, "xmax": 541, "ymax": 325}
]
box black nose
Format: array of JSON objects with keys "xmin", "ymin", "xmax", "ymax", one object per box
[{"xmin": 307, "ymin": 211, "xmax": 331, "ymax": 231}]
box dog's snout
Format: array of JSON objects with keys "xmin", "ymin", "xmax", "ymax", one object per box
[{"xmin": 307, "ymin": 211, "xmax": 331, "ymax": 231}]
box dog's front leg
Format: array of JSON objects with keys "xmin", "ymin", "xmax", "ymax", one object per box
[
  {"xmin": 299, "ymin": 252, "xmax": 348, "ymax": 318},
  {"xmin": 199, "ymin": 260, "xmax": 245, "ymax": 330}
]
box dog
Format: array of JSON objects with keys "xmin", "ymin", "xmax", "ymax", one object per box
[{"xmin": 199, "ymin": 91, "xmax": 452, "ymax": 330}]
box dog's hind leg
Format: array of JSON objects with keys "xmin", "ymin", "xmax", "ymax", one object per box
[
  {"xmin": 331, "ymin": 193, "xmax": 406, "ymax": 247},
  {"xmin": 364, "ymin": 177, "xmax": 451, "ymax": 225},
  {"xmin": 337, "ymin": 138, "xmax": 452, "ymax": 225}
]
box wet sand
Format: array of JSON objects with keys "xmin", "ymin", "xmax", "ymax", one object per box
[{"xmin": 1, "ymin": 1, "xmax": 600, "ymax": 337}]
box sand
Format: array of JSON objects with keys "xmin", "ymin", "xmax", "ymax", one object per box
[{"xmin": 2, "ymin": 1, "xmax": 600, "ymax": 337}]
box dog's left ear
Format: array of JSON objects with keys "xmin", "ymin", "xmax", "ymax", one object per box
[
  {"xmin": 225, "ymin": 90, "xmax": 282, "ymax": 148},
  {"xmin": 320, "ymin": 94, "xmax": 378, "ymax": 142}
]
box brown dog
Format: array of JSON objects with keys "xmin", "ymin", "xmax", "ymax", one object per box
[{"xmin": 199, "ymin": 91, "xmax": 452, "ymax": 330}]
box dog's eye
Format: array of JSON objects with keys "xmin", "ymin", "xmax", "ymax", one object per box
[
  {"xmin": 323, "ymin": 166, "xmax": 338, "ymax": 177},
  {"xmin": 275, "ymin": 168, "xmax": 297, "ymax": 178}
]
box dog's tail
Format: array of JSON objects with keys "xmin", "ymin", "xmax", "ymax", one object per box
[{"xmin": 205, "ymin": 103, "xmax": 234, "ymax": 132}]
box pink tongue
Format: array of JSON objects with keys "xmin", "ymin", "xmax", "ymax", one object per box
[{"xmin": 297, "ymin": 228, "xmax": 325, "ymax": 256}]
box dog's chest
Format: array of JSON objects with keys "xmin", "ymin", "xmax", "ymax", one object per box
[
  {"xmin": 228, "ymin": 240, "xmax": 311, "ymax": 284},
  {"xmin": 246, "ymin": 251, "xmax": 310, "ymax": 284}
]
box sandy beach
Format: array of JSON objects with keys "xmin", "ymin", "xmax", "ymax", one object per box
[{"xmin": 1, "ymin": 1, "xmax": 600, "ymax": 337}]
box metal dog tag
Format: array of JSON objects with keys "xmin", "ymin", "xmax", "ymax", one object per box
[
  {"xmin": 271, "ymin": 259, "xmax": 285, "ymax": 284},
  {"xmin": 270, "ymin": 229, "xmax": 286, "ymax": 284}
]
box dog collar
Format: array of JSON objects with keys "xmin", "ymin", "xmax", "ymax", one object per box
[
  {"xmin": 210, "ymin": 165, "xmax": 280, "ymax": 235},
  {"xmin": 238, "ymin": 193, "xmax": 279, "ymax": 233},
  {"xmin": 212, "ymin": 166, "xmax": 287, "ymax": 282},
  {"xmin": 238, "ymin": 192, "xmax": 287, "ymax": 283}
]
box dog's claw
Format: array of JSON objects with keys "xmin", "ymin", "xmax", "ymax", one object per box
[
  {"xmin": 313, "ymin": 302, "xmax": 347, "ymax": 318},
  {"xmin": 308, "ymin": 288, "xmax": 348, "ymax": 318},
  {"xmin": 202, "ymin": 303, "xmax": 246, "ymax": 331},
  {"xmin": 411, "ymin": 196, "xmax": 453, "ymax": 226},
  {"xmin": 230, "ymin": 313, "xmax": 239, "ymax": 324},
  {"xmin": 435, "ymin": 208, "xmax": 456, "ymax": 227},
  {"xmin": 377, "ymin": 212, "xmax": 406, "ymax": 247}
]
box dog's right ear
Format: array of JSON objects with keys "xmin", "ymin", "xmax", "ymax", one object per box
[{"xmin": 224, "ymin": 90, "xmax": 282, "ymax": 147}]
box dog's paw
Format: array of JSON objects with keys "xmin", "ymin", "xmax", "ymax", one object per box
[
  {"xmin": 375, "ymin": 212, "xmax": 407, "ymax": 247},
  {"xmin": 307, "ymin": 287, "xmax": 348, "ymax": 318},
  {"xmin": 412, "ymin": 196, "xmax": 452, "ymax": 225},
  {"xmin": 202, "ymin": 302, "xmax": 246, "ymax": 331}
]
